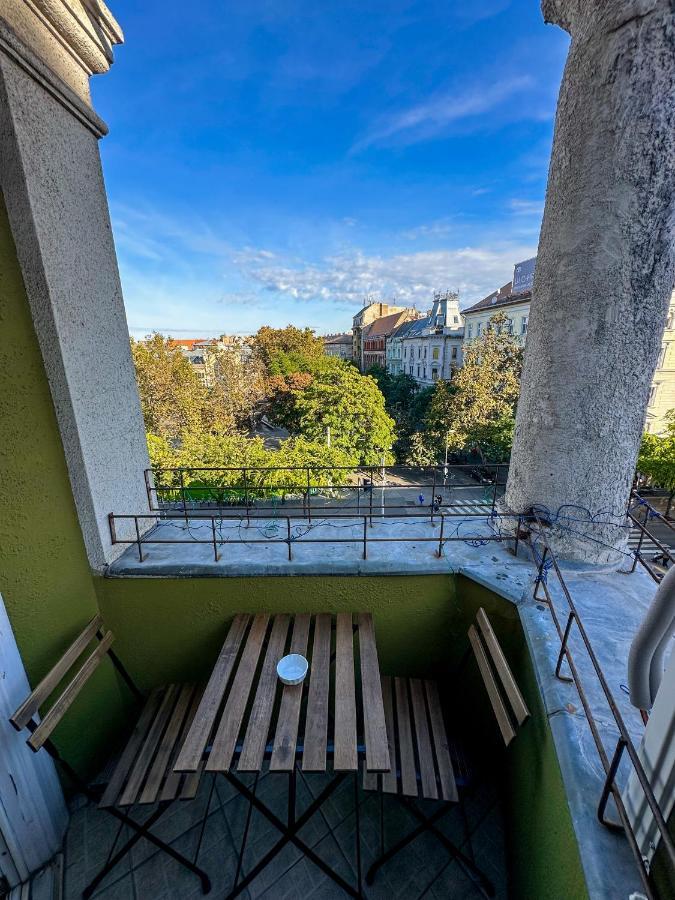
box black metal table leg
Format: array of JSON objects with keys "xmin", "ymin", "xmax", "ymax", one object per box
[{"xmin": 221, "ymin": 770, "xmax": 362, "ymax": 900}]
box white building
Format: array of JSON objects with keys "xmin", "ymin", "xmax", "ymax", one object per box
[
  {"xmin": 465, "ymin": 258, "xmax": 675, "ymax": 436},
  {"xmin": 388, "ymin": 292, "xmax": 464, "ymax": 386}
]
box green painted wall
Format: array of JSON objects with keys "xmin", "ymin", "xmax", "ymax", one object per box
[
  {"xmin": 94, "ymin": 573, "xmax": 456, "ymax": 689},
  {"xmin": 456, "ymin": 577, "xmax": 588, "ymax": 900},
  {"xmin": 0, "ymin": 192, "xmax": 128, "ymax": 775}
]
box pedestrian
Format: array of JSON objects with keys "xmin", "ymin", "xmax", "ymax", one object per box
[{"xmin": 418, "ymin": 492, "xmax": 425, "ymax": 506}]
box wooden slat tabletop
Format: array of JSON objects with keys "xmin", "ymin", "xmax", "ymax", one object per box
[{"xmin": 175, "ymin": 612, "xmax": 390, "ymax": 776}]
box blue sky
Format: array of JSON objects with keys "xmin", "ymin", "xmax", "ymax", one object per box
[{"xmin": 93, "ymin": 1, "xmax": 569, "ymax": 338}]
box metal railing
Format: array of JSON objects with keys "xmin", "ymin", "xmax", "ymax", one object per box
[
  {"xmin": 108, "ymin": 474, "xmax": 675, "ymax": 896},
  {"xmin": 529, "ymin": 509, "xmax": 674, "ymax": 900},
  {"xmin": 627, "ymin": 492, "xmax": 675, "ymax": 582},
  {"xmin": 142, "ymin": 462, "xmax": 509, "ymax": 518}
]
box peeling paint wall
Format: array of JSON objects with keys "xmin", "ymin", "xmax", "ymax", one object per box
[{"xmin": 0, "ymin": 192, "xmax": 128, "ymax": 775}]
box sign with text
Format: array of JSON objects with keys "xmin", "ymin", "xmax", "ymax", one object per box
[{"xmin": 513, "ymin": 256, "xmax": 536, "ymax": 293}]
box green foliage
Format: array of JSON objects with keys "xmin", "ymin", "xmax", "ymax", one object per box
[
  {"xmin": 147, "ymin": 430, "xmax": 354, "ymax": 501},
  {"xmin": 291, "ymin": 364, "xmax": 396, "ymax": 465},
  {"xmin": 250, "ymin": 325, "xmax": 325, "ymax": 373},
  {"xmin": 131, "ymin": 333, "xmax": 232, "ymax": 438},
  {"xmin": 637, "ymin": 411, "xmax": 675, "ymax": 491},
  {"xmin": 419, "ymin": 312, "xmax": 523, "ymax": 461},
  {"xmin": 368, "ymin": 366, "xmax": 431, "ymax": 463}
]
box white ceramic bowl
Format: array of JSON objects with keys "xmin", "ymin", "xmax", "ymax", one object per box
[{"xmin": 277, "ymin": 653, "xmax": 309, "ymax": 685}]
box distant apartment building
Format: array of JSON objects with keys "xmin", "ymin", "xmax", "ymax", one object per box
[
  {"xmin": 362, "ymin": 309, "xmax": 420, "ymax": 371},
  {"xmin": 352, "ymin": 300, "xmax": 418, "ymax": 371},
  {"xmin": 646, "ymin": 291, "xmax": 675, "ymax": 434},
  {"xmin": 461, "ymin": 257, "xmax": 534, "ymax": 345},
  {"xmin": 167, "ymin": 334, "xmax": 250, "ymax": 386},
  {"xmin": 464, "ymin": 259, "xmax": 675, "ymax": 436},
  {"xmin": 322, "ymin": 332, "xmax": 353, "ymax": 360},
  {"xmin": 388, "ymin": 292, "xmax": 464, "ymax": 386}
]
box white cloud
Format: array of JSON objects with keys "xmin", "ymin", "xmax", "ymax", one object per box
[
  {"xmin": 352, "ymin": 76, "xmax": 533, "ymax": 152},
  {"xmin": 232, "ymin": 242, "xmax": 537, "ymax": 309}
]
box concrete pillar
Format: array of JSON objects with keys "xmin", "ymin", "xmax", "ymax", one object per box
[
  {"xmin": 505, "ymin": 1, "xmax": 675, "ymax": 563},
  {"xmin": 0, "ymin": 2, "xmax": 151, "ymax": 568}
]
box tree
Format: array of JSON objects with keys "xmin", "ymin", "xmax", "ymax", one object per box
[
  {"xmin": 637, "ymin": 411, "xmax": 675, "ymax": 493},
  {"xmin": 282, "ymin": 363, "xmax": 396, "ymax": 465},
  {"xmin": 249, "ymin": 325, "xmax": 325, "ymax": 373},
  {"xmin": 424, "ymin": 312, "xmax": 523, "ymax": 459},
  {"xmin": 131, "ymin": 334, "xmax": 235, "ymax": 439},
  {"xmin": 209, "ymin": 347, "xmax": 267, "ymax": 431},
  {"xmin": 367, "ymin": 366, "xmax": 431, "ymax": 463}
]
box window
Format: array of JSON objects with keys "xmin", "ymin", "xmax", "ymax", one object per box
[
  {"xmin": 477, "ymin": 322, "xmax": 482, "ymax": 336},
  {"xmin": 667, "ymin": 312, "xmax": 674, "ymax": 330},
  {"xmin": 467, "ymin": 323, "xmax": 473, "ymax": 339},
  {"xmin": 416, "ymin": 365, "xmax": 420, "ymax": 377},
  {"xmin": 658, "ymin": 344, "xmax": 667, "ymax": 368},
  {"xmin": 432, "ymin": 347, "xmax": 440, "ymax": 360},
  {"xmin": 453, "ymin": 315, "xmax": 459, "ymax": 324},
  {"xmin": 521, "ymin": 316, "xmax": 528, "ymax": 335},
  {"xmin": 431, "ymin": 369, "xmax": 439, "ymax": 381},
  {"xmin": 404, "ymin": 347, "xmax": 407, "ymax": 358},
  {"xmin": 423, "ymin": 368, "xmax": 426, "ymax": 380},
  {"xmin": 409, "ymin": 365, "xmax": 413, "ymax": 374},
  {"xmin": 648, "ymin": 384, "xmax": 658, "ymax": 406},
  {"xmin": 418, "ymin": 347, "xmax": 421, "ymax": 358},
  {"xmin": 505, "ymin": 318, "xmax": 513, "ymax": 334},
  {"xmin": 423, "ymin": 347, "xmax": 427, "ymax": 359},
  {"xmin": 451, "ymin": 346, "xmax": 457, "ymax": 359}
]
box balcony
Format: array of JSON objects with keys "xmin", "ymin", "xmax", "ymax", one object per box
[{"xmin": 1, "ymin": 2, "xmax": 675, "ymax": 899}]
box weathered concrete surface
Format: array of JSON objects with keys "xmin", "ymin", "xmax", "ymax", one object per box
[
  {"xmin": 505, "ymin": 0, "xmax": 675, "ymax": 563},
  {"xmin": 0, "ymin": 3, "xmax": 152, "ymax": 568}
]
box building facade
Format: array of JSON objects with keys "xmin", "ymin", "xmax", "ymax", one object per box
[
  {"xmin": 322, "ymin": 332, "xmax": 353, "ymax": 360},
  {"xmin": 465, "ymin": 259, "xmax": 675, "ymax": 436},
  {"xmin": 461, "ymin": 281, "xmax": 531, "ymax": 345},
  {"xmin": 362, "ymin": 310, "xmax": 419, "ymax": 370},
  {"xmin": 645, "ymin": 291, "xmax": 675, "ymax": 434},
  {"xmin": 388, "ymin": 292, "xmax": 464, "ymax": 387},
  {"xmin": 352, "ymin": 300, "xmax": 417, "ymax": 371}
]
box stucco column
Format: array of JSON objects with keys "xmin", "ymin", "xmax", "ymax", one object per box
[
  {"xmin": 0, "ymin": 2, "xmax": 152, "ymax": 568},
  {"xmin": 504, "ymin": 0, "xmax": 675, "ymax": 564}
]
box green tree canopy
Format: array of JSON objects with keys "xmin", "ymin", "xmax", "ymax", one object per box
[
  {"xmin": 638, "ymin": 411, "xmax": 675, "ymax": 491},
  {"xmin": 423, "ymin": 312, "xmax": 523, "ymax": 460},
  {"xmin": 131, "ymin": 334, "xmax": 235, "ymax": 439},
  {"xmin": 249, "ymin": 325, "xmax": 325, "ymax": 373}
]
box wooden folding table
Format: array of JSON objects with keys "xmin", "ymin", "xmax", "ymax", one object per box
[{"xmin": 174, "ymin": 612, "xmax": 390, "ymax": 898}]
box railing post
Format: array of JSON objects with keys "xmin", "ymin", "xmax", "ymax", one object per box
[
  {"xmin": 363, "ymin": 516, "xmax": 367, "ymax": 559},
  {"xmin": 555, "ymin": 612, "xmax": 575, "ymax": 682},
  {"xmin": 306, "ymin": 467, "xmax": 312, "ymax": 522},
  {"xmin": 513, "ymin": 514, "xmax": 521, "ymax": 557},
  {"xmin": 243, "ymin": 468, "xmax": 249, "ymax": 526},
  {"xmin": 211, "ymin": 516, "xmax": 220, "ymax": 562},
  {"xmin": 179, "ymin": 469, "xmax": 188, "ymax": 528},
  {"xmin": 144, "ymin": 468, "xmax": 155, "ymax": 511},
  {"xmin": 491, "ymin": 465, "xmax": 498, "ymax": 513},
  {"xmin": 108, "ymin": 512, "xmax": 117, "ymax": 544},
  {"xmin": 369, "ymin": 466, "xmax": 374, "ymax": 527},
  {"xmin": 134, "ymin": 516, "xmax": 146, "ymax": 562},
  {"xmin": 597, "ymin": 738, "xmax": 627, "ymax": 829},
  {"xmin": 430, "ymin": 467, "xmax": 437, "ymax": 525},
  {"xmin": 533, "ymin": 547, "xmax": 548, "ymax": 601},
  {"xmin": 436, "ymin": 514, "xmax": 445, "ymax": 558},
  {"xmin": 287, "ymin": 517, "xmax": 292, "ymax": 561}
]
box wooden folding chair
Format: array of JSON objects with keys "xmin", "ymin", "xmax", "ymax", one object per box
[
  {"xmin": 9, "ymin": 614, "xmax": 212, "ymax": 899},
  {"xmin": 362, "ymin": 675, "xmax": 496, "ymax": 897},
  {"xmin": 468, "ymin": 607, "xmax": 530, "ymax": 746}
]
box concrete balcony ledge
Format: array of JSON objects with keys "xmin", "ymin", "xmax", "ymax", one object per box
[{"xmin": 106, "ymin": 514, "xmax": 660, "ymax": 899}]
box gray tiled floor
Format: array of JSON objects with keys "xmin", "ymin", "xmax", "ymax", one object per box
[{"xmin": 62, "ymin": 768, "xmax": 508, "ymax": 899}]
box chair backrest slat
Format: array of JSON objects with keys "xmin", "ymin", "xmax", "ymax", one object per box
[
  {"xmin": 10, "ymin": 614, "xmax": 104, "ymax": 731},
  {"xmin": 468, "ymin": 624, "xmax": 516, "ymax": 746},
  {"xmin": 476, "ymin": 608, "xmax": 530, "ymax": 726},
  {"xmin": 27, "ymin": 630, "xmax": 114, "ymax": 752}
]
